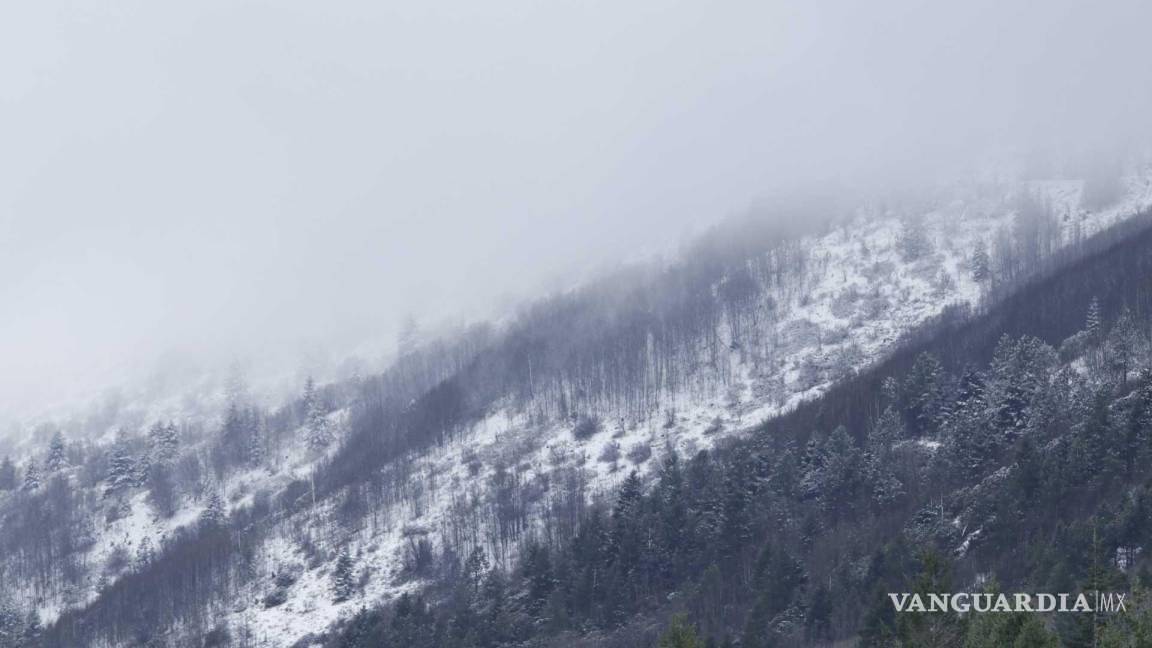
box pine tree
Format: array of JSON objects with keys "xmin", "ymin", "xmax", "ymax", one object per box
[
  {"xmin": 333, "ymin": 546, "xmax": 356, "ymax": 602},
  {"xmin": 479, "ymin": 570, "xmax": 513, "ymax": 644},
  {"xmin": 22, "ymin": 460, "xmax": 42, "ymax": 493},
  {"xmin": 247, "ymin": 420, "xmax": 266, "ymax": 467},
  {"xmin": 1105, "ymin": 306, "xmax": 1142, "ymax": 387},
  {"xmin": 135, "ymin": 536, "xmax": 155, "ymax": 571},
  {"xmin": 1075, "ymin": 389, "xmax": 1122, "ymax": 483},
  {"xmin": 1086, "ymin": 297, "xmax": 1103, "ymax": 346},
  {"xmin": 607, "ymin": 472, "xmax": 644, "ymax": 579},
  {"xmin": 881, "ymin": 376, "xmax": 901, "ymax": 404},
  {"xmin": 522, "ymin": 543, "xmax": 554, "ymax": 615},
  {"xmin": 0, "ymin": 456, "xmax": 16, "ymax": 491},
  {"xmin": 870, "ymin": 405, "xmax": 905, "ymax": 446},
  {"xmin": 945, "ymin": 398, "xmax": 997, "ymax": 483},
  {"xmin": 134, "ymin": 451, "xmax": 151, "ymax": 488},
  {"xmin": 986, "ymin": 335, "xmax": 1057, "ymax": 439},
  {"xmin": 105, "ymin": 447, "xmax": 137, "ymax": 498},
  {"xmin": 903, "ymin": 352, "xmax": 945, "ymax": 436},
  {"xmin": 955, "ymin": 365, "xmax": 986, "ymax": 412},
  {"xmin": 303, "ymin": 377, "xmax": 331, "ymax": 450},
  {"xmin": 970, "ymin": 239, "xmax": 991, "ymax": 283},
  {"xmin": 464, "ymin": 546, "xmax": 490, "ymax": 597},
  {"xmin": 820, "ymin": 426, "xmax": 864, "ymax": 510},
  {"xmin": 46, "ymin": 432, "xmax": 68, "ymax": 472},
  {"xmin": 865, "ymin": 444, "xmax": 904, "ymax": 509},
  {"xmin": 613, "ymin": 471, "xmax": 643, "ymax": 520},
  {"xmin": 149, "ymin": 421, "xmax": 180, "ymax": 462},
  {"xmin": 200, "ymin": 491, "xmax": 226, "ymax": 528},
  {"xmin": 799, "ymin": 438, "xmax": 826, "ymax": 500}
]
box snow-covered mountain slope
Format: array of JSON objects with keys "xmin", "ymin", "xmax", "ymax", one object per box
[
  {"xmin": 219, "ymin": 168, "xmax": 1152, "ymax": 647},
  {"xmin": 4, "ymin": 164, "xmax": 1152, "ymax": 647}
]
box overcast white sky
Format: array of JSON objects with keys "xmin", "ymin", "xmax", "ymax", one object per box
[{"xmin": 2, "ymin": 0, "xmax": 1151, "ymax": 418}]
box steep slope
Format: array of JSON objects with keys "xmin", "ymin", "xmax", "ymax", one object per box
[
  {"xmin": 326, "ymin": 187, "xmax": 1152, "ymax": 647},
  {"xmin": 2, "ymin": 165, "xmax": 1151, "ymax": 647}
]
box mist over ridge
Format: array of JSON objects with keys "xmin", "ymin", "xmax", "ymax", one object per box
[{"xmin": 3, "ymin": 0, "xmax": 1151, "ymax": 426}]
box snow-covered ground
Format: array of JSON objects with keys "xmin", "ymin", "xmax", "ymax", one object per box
[
  {"xmin": 4, "ymin": 164, "xmax": 1152, "ymax": 646},
  {"xmin": 216, "ymin": 166, "xmax": 1152, "ymax": 646}
]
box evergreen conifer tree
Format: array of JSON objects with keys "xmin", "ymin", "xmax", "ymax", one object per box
[
  {"xmin": 105, "ymin": 447, "xmax": 137, "ymax": 498},
  {"xmin": 22, "ymin": 460, "xmax": 42, "ymax": 493},
  {"xmin": 970, "ymin": 239, "xmax": 991, "ymax": 283},
  {"xmin": 149, "ymin": 421, "xmax": 180, "ymax": 462},
  {"xmin": 333, "ymin": 546, "xmax": 356, "ymax": 602},
  {"xmin": 200, "ymin": 491, "xmax": 227, "ymax": 528},
  {"xmin": 303, "ymin": 377, "xmax": 331, "ymax": 449},
  {"xmin": 46, "ymin": 432, "xmax": 68, "ymax": 472},
  {"xmin": 1086, "ymin": 297, "xmax": 1103, "ymax": 346}
]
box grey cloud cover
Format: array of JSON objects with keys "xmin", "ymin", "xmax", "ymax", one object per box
[{"xmin": 2, "ymin": 0, "xmax": 1150, "ymax": 417}]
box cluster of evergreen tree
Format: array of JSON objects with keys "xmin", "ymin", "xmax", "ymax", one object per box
[
  {"xmin": 322, "ymin": 320, "xmax": 1152, "ymax": 646},
  {"xmin": 15, "ymin": 206, "xmax": 1152, "ymax": 646},
  {"xmin": 0, "ymin": 372, "xmax": 346, "ymax": 646},
  {"xmin": 319, "ymin": 214, "xmax": 1152, "ymax": 647},
  {"xmin": 0, "ymin": 598, "xmax": 41, "ymax": 648}
]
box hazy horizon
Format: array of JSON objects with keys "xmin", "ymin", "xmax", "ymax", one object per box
[{"xmin": 4, "ymin": 0, "xmax": 1152, "ymax": 424}]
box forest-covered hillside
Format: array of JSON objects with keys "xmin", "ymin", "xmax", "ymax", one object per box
[
  {"xmin": 323, "ymin": 206, "xmax": 1152, "ymax": 647},
  {"xmin": 2, "ymin": 170, "xmax": 1152, "ymax": 647}
]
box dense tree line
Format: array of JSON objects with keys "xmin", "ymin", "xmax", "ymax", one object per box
[
  {"xmin": 320, "ymin": 211, "xmax": 1152, "ymax": 647},
  {"xmin": 7, "ymin": 203, "xmax": 1149, "ymax": 646}
]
